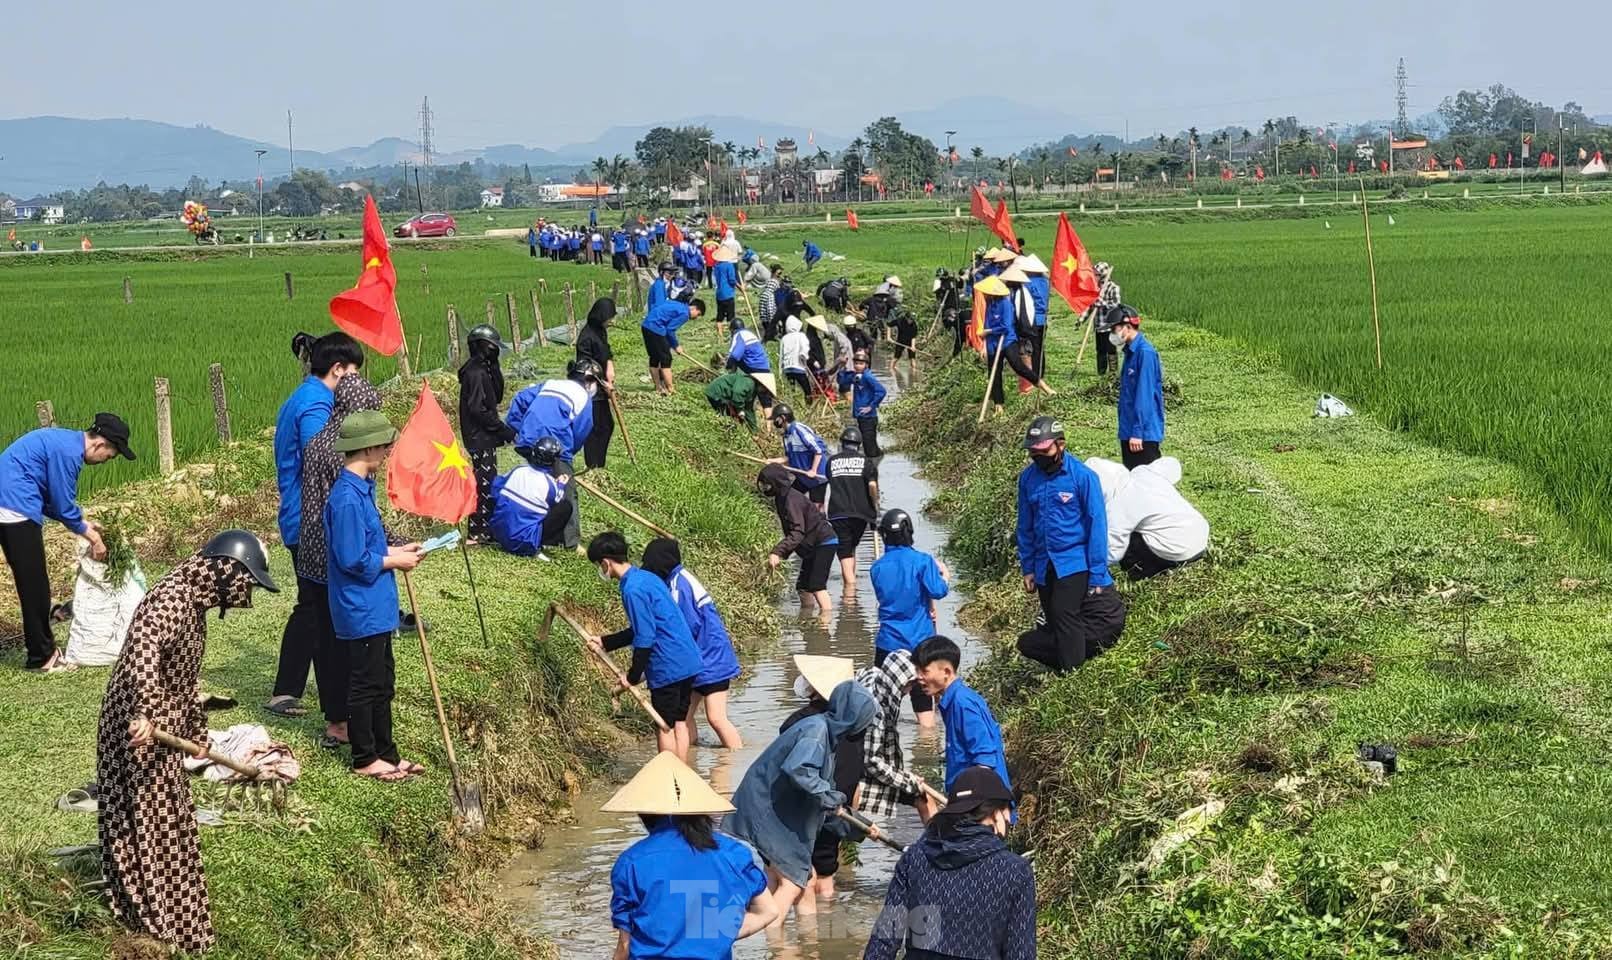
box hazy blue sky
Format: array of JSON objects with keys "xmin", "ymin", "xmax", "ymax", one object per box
[{"xmin": 4, "ymin": 1, "xmax": 1608, "ymax": 149}]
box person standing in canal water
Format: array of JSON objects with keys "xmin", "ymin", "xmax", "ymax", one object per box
[
  {"xmin": 825, "ymin": 427, "xmax": 880, "ymax": 594},
  {"xmin": 871, "ymin": 509, "xmax": 950, "ymax": 728},
  {"xmin": 758, "ymin": 464, "xmax": 839, "ymax": 615},
  {"xmin": 778, "ymin": 656, "xmax": 867, "ymax": 913},
  {"xmin": 641, "ymin": 538, "xmax": 744, "ymax": 750},
  {"xmin": 590, "ymin": 532, "xmax": 704, "ymax": 760},
  {"xmin": 605, "ymin": 752, "xmax": 778, "ymax": 958},
  {"xmin": 914, "ymin": 635, "xmax": 1013, "ymax": 802},
  {"xmin": 854, "ymin": 648, "xmax": 943, "ymax": 826}
]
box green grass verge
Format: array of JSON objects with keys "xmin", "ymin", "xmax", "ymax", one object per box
[
  {"xmin": 895, "ymin": 319, "xmax": 1612, "ymax": 957},
  {"xmin": 0, "ymin": 333, "xmax": 780, "ymax": 959}
]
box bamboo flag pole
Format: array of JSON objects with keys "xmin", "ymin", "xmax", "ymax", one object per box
[
  {"xmin": 456, "ymin": 522, "xmax": 492, "ymax": 647},
  {"xmin": 544, "ymin": 605, "xmax": 671, "ymax": 732},
  {"xmin": 977, "ymin": 344, "xmax": 1006, "ymax": 423},
  {"xmin": 731, "ymin": 450, "xmax": 814, "ymax": 478},
  {"xmin": 571, "ymin": 475, "xmax": 673, "ymax": 538},
  {"xmin": 738, "ymin": 285, "xmax": 759, "ymax": 327},
  {"xmin": 607, "ymin": 389, "xmax": 639, "ymax": 464},
  {"xmin": 1358, "ymin": 177, "xmax": 1384, "ymax": 370}
]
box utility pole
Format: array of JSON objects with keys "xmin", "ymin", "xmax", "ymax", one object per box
[
  {"xmin": 418, "ymin": 96, "xmax": 435, "ymax": 210},
  {"xmin": 1392, "ymin": 58, "xmax": 1409, "ymax": 179},
  {"xmin": 254, "ymin": 149, "xmax": 267, "ymax": 241},
  {"xmin": 945, "ymin": 130, "xmax": 956, "ymax": 200}
]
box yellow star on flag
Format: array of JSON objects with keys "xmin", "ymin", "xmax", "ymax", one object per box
[
  {"xmin": 1061, "ymin": 253, "xmax": 1079, "ymax": 274},
  {"xmin": 433, "ymin": 438, "xmax": 470, "ymax": 478},
  {"xmin": 366, "ymin": 256, "xmax": 382, "ymax": 269}
]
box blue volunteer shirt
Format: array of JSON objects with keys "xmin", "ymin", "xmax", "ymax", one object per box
[
  {"xmin": 611, "ymin": 820, "xmax": 768, "ymax": 960},
  {"xmin": 642, "ymin": 301, "xmax": 692, "ymax": 349},
  {"xmin": 783, "ymin": 422, "xmax": 829, "ymax": 488},
  {"xmin": 612, "ymin": 230, "xmax": 629, "ymax": 253},
  {"xmin": 514, "ymin": 379, "xmax": 594, "ymax": 461},
  {"xmin": 1118, "ymin": 331, "xmax": 1166, "ymax": 443},
  {"xmin": 489, "ymin": 465, "xmax": 566, "ymax": 556},
  {"xmin": 713, "ymin": 261, "xmax": 739, "ymax": 300},
  {"xmin": 835, "ymin": 369, "xmax": 888, "ymax": 418},
  {"xmin": 620, "ymin": 566, "xmax": 702, "ymax": 689},
  {"xmin": 669, "ymin": 565, "xmax": 742, "ymax": 687},
  {"xmin": 1027, "ymin": 275, "xmax": 1050, "ymax": 327},
  {"xmin": 870, "ymin": 545, "xmax": 949, "ymax": 653},
  {"xmin": 938, "ymin": 678, "xmax": 1012, "ymax": 795},
  {"xmin": 728, "ymin": 329, "xmax": 770, "ymax": 370},
  {"xmin": 984, "ymin": 294, "xmax": 1018, "ymax": 352},
  {"xmin": 803, "ymin": 241, "xmax": 821, "ymax": 261},
  {"xmin": 323, "ymin": 469, "xmax": 399, "ymax": 640},
  {"xmin": 1016, "ymin": 453, "xmax": 1111, "ymax": 588},
  {"xmin": 634, "ymin": 232, "xmax": 651, "ymax": 255},
  {"xmin": 646, "ymin": 277, "xmax": 668, "ymax": 314},
  {"xmin": 505, "ymin": 384, "xmax": 539, "ymax": 437},
  {"xmin": 274, "ymin": 375, "xmax": 335, "ymax": 546},
  {"xmin": 0, "ymin": 428, "xmax": 89, "ymax": 534}
]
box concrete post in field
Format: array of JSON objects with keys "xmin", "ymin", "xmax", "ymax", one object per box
[
  {"xmin": 35, "ymin": 401, "xmax": 54, "ymax": 428},
  {"xmin": 1197, "ymin": 199, "xmax": 1203, "ymax": 209},
  {"xmin": 538, "ymin": 278, "xmax": 548, "ymax": 295},
  {"xmin": 1463, "ymin": 188, "xmax": 1470, "ymax": 199},
  {"xmin": 122, "ymin": 277, "xmax": 133, "ymax": 304},
  {"xmin": 421, "ymin": 264, "xmax": 430, "ymax": 296},
  {"xmin": 506, "ymin": 291, "xmax": 521, "ymax": 351},
  {"xmin": 208, "ymin": 363, "xmax": 231, "ymax": 442},
  {"xmin": 485, "ymin": 299, "xmax": 496, "ymax": 329},
  {"xmin": 283, "ymin": 272, "xmax": 294, "ymax": 299},
  {"xmin": 1079, "ymin": 202, "xmax": 1086, "ymax": 214},
  {"xmin": 564, "ymin": 283, "xmax": 576, "ymax": 332},
  {"xmin": 1237, "ymin": 197, "xmax": 1243, "ymax": 208},
  {"xmin": 446, "ymin": 305, "xmax": 460, "ymax": 366},
  {"xmin": 154, "ymin": 378, "xmax": 175, "ymax": 475},
  {"xmin": 1298, "ymin": 195, "xmax": 1305, "ymax": 206},
  {"xmin": 396, "ymin": 340, "xmax": 412, "ymax": 378},
  {"xmin": 530, "ymin": 290, "xmax": 547, "ymax": 347},
  {"xmin": 610, "ymin": 280, "xmax": 620, "ymax": 306},
  {"xmin": 589, "ymin": 280, "xmax": 597, "ymax": 304}
]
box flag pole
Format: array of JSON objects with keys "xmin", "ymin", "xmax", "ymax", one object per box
[
  {"xmin": 457, "ymin": 522, "xmax": 492, "ymax": 647},
  {"xmin": 1357, "ymin": 178, "xmax": 1383, "ymax": 370}
]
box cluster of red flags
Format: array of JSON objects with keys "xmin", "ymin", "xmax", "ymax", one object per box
[
  {"xmin": 388, "ymin": 384, "xmax": 476, "ymax": 524},
  {"xmin": 328, "ymin": 195, "xmax": 403, "ymax": 356},
  {"xmin": 968, "ymin": 186, "xmax": 1019, "ymax": 251},
  {"xmin": 664, "ymin": 219, "xmax": 684, "ymax": 247}
]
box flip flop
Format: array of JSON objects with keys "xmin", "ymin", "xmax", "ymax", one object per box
[
  {"xmin": 264, "ymin": 697, "xmax": 306, "ymax": 717},
  {"xmin": 55, "ymin": 789, "xmax": 97, "ymax": 814},
  {"xmin": 396, "ymin": 760, "xmax": 427, "ymax": 776},
  {"xmin": 318, "ymin": 734, "xmax": 349, "ymax": 750},
  {"xmin": 353, "ymin": 767, "xmax": 413, "ymax": 783}
]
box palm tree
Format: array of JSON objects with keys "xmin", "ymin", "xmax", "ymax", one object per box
[
  {"xmin": 970, "ymin": 145, "xmax": 984, "ymax": 179},
  {"xmin": 1035, "ymin": 148, "xmax": 1051, "ymax": 192},
  {"xmin": 1156, "ymin": 134, "xmax": 1168, "ymax": 152},
  {"xmin": 591, "ymin": 156, "xmax": 608, "ymax": 211},
  {"xmin": 607, "ymin": 154, "xmax": 631, "ymax": 210}
]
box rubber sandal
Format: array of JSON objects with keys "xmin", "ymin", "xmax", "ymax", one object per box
[
  {"xmin": 353, "ymin": 767, "xmax": 412, "ymax": 783},
  {"xmin": 264, "ymin": 697, "xmax": 306, "ymax": 717},
  {"xmin": 396, "ymin": 760, "xmax": 427, "ymax": 776},
  {"xmin": 318, "ymin": 734, "xmax": 348, "ymax": 750},
  {"xmin": 55, "ymin": 789, "xmax": 97, "ymax": 814}
]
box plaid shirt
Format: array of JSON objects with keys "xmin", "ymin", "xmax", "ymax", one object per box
[
  {"xmin": 1084, "ymin": 279, "xmax": 1122, "ymax": 326},
  {"xmin": 855, "ymin": 651, "xmax": 924, "ymax": 818}
]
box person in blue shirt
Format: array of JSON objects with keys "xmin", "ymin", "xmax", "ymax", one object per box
[
  {"xmin": 1108, "ymin": 308, "xmax": 1166, "ymax": 468},
  {"xmin": 611, "ymin": 228, "xmax": 630, "ymax": 271},
  {"xmin": 870, "ymin": 510, "xmax": 950, "ymax": 728},
  {"xmin": 769, "ymin": 405, "xmax": 829, "ymax": 507},
  {"xmin": 269, "ymin": 331, "xmax": 363, "ymax": 717},
  {"xmin": 646, "ymin": 260, "xmax": 676, "ymax": 314},
  {"xmin": 641, "ymin": 296, "xmax": 705, "ymax": 395},
  {"xmin": 725, "ymin": 321, "xmax": 776, "ymax": 417},
  {"xmin": 607, "ymin": 752, "xmax": 777, "ymax": 959},
  {"xmin": 323, "ymin": 409, "xmax": 424, "ymax": 782},
  {"xmin": 913, "ymin": 635, "xmax": 1013, "ymax": 802},
  {"xmin": 1015, "ymin": 415, "xmax": 1113, "ymax": 674},
  {"xmin": 653, "ymin": 219, "xmax": 667, "ymax": 243},
  {"xmin": 0, "ymin": 413, "xmax": 131, "ymax": 671},
  {"xmin": 526, "ymin": 225, "xmax": 538, "ymax": 258},
  {"xmin": 589, "ymin": 205, "xmax": 598, "ymax": 228},
  {"xmin": 489, "ymin": 437, "xmax": 573, "ymax": 558},
  {"xmin": 633, "ymin": 228, "xmax": 652, "ymax": 268},
  {"xmin": 508, "ymin": 359, "xmax": 600, "ymax": 551},
  {"xmin": 568, "ymin": 232, "xmax": 582, "ymax": 259},
  {"xmin": 1017, "ymin": 254, "xmax": 1052, "ymax": 382},
  {"xmin": 801, "ymin": 239, "xmax": 822, "ymax": 271},
  {"xmin": 835, "ymin": 349, "xmax": 888, "ymax": 457},
  {"xmin": 591, "ymin": 531, "xmax": 704, "ymax": 759},
  {"xmin": 642, "ymin": 538, "xmax": 743, "ymax": 750},
  {"xmin": 711, "ymin": 246, "xmax": 740, "ymax": 338}
]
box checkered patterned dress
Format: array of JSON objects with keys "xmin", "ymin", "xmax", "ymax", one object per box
[
  {"xmin": 855, "ymin": 650, "xmax": 924, "ymax": 819},
  {"xmin": 96, "ymin": 554, "xmax": 257, "ymax": 953}
]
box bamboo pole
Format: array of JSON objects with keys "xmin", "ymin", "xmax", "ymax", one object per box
[
  {"xmin": 564, "ymin": 283, "xmax": 577, "ymax": 336},
  {"xmin": 545, "ymin": 605, "xmax": 671, "ymax": 732},
  {"xmin": 34, "ymin": 401, "xmax": 54, "ymax": 428},
  {"xmin": 153, "ymin": 377, "xmax": 175, "ymax": 474},
  {"xmin": 122, "ymin": 276, "xmax": 133, "ymax": 304},
  {"xmin": 530, "ymin": 289, "xmax": 548, "ymax": 347},
  {"xmin": 1359, "ymin": 177, "xmax": 1384, "ymax": 370},
  {"xmin": 608, "ymin": 391, "xmax": 638, "ymax": 464},
  {"xmin": 731, "ymin": 450, "xmax": 813, "ymax": 479},
  {"xmin": 208, "ymin": 363, "xmax": 231, "ymax": 442},
  {"xmin": 506, "ymin": 291, "xmax": 521, "ymax": 351},
  {"xmin": 446, "ymin": 305, "xmax": 460, "ymax": 366},
  {"xmin": 977, "ymin": 345, "xmax": 1005, "ymax": 423},
  {"xmin": 283, "ymin": 272, "xmax": 295, "ymax": 300},
  {"xmin": 571, "ymin": 476, "xmax": 673, "ymax": 538}
]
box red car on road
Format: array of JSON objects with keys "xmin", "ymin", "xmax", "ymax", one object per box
[{"xmin": 394, "ymin": 213, "xmax": 457, "ymax": 238}]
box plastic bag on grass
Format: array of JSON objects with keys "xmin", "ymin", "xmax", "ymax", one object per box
[
  {"xmin": 1314, "ymin": 394, "xmax": 1354, "ymax": 418},
  {"xmin": 63, "ymin": 540, "xmax": 145, "ymax": 667}
]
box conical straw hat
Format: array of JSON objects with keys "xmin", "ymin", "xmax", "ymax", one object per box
[
  {"xmin": 987, "ymin": 247, "xmax": 1018, "ymax": 263},
  {"xmin": 998, "ymin": 265, "xmax": 1030, "ymax": 284},
  {"xmin": 601, "ymin": 751, "xmax": 735, "ymax": 816},
  {"xmin": 841, "ymin": 314, "xmax": 860, "ymax": 326},
  {"xmin": 974, "ymin": 276, "xmax": 1009, "ymax": 297},
  {"xmin": 982, "ymin": 247, "xmax": 1006, "ymax": 261},
  {"xmin": 794, "ymin": 654, "xmax": 854, "ymax": 700},
  {"xmin": 804, "ymin": 315, "xmax": 830, "ymax": 333},
  {"xmin": 750, "ymin": 371, "xmax": 778, "ymax": 395},
  {"xmin": 1014, "ymin": 254, "xmax": 1048, "ymax": 274},
  {"xmin": 713, "ymin": 245, "xmax": 739, "ymax": 263}
]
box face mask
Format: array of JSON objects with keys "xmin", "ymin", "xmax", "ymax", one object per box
[
  {"xmin": 586, "ymin": 382, "xmax": 599, "ymax": 398},
  {"xmin": 596, "ymin": 564, "xmax": 611, "ymax": 583},
  {"xmin": 1032, "ymin": 452, "xmax": 1061, "ymax": 472},
  {"xmin": 1109, "ymin": 330, "xmax": 1127, "ymax": 348},
  {"xmin": 793, "ymin": 675, "xmax": 814, "ymax": 699}
]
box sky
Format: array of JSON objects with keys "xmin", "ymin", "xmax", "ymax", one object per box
[{"xmin": 3, "ymin": 1, "xmax": 1609, "ymax": 150}]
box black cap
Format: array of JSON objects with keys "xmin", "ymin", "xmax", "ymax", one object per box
[
  {"xmin": 90, "ymin": 413, "xmax": 136, "ymax": 461},
  {"xmin": 1021, "ymin": 415, "xmax": 1064, "ymax": 450},
  {"xmin": 939, "ymin": 766, "xmax": 1014, "ymax": 816}
]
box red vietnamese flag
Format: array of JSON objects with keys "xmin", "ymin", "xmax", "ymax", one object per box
[
  {"xmin": 969, "ymin": 186, "xmax": 993, "ymax": 224},
  {"xmin": 736, "ymin": 209, "xmax": 748, "ymax": 225},
  {"xmin": 1255, "ymin": 166, "xmax": 1265, "ymax": 181},
  {"xmin": 664, "ymin": 219, "xmax": 683, "ymax": 247},
  {"xmin": 328, "ymin": 195, "xmax": 402, "ymax": 355},
  {"xmin": 1454, "ymin": 156, "xmax": 1465, "ymax": 171},
  {"xmin": 846, "ymin": 208, "xmax": 860, "ymax": 230},
  {"xmin": 992, "ymin": 200, "xmax": 1019, "ymax": 251},
  {"xmin": 1380, "ymin": 160, "xmax": 1389, "ymax": 173},
  {"xmin": 1310, "ymin": 165, "xmax": 1318, "ymax": 178},
  {"xmin": 1067, "ymin": 146, "xmax": 1079, "ymax": 158},
  {"xmin": 1049, "ymin": 212, "xmax": 1101, "ymax": 314},
  {"xmin": 387, "ymin": 384, "xmax": 476, "ymax": 523},
  {"xmin": 1507, "ymin": 152, "xmax": 1513, "ymax": 168},
  {"xmin": 1348, "ymin": 160, "xmax": 1356, "ymax": 174},
  {"xmin": 1490, "ymin": 153, "xmax": 1498, "ymax": 169}
]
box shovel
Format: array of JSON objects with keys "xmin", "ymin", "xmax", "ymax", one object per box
[
  {"xmin": 836, "ymin": 807, "xmax": 905, "ymax": 853},
  {"xmin": 545, "ymin": 604, "xmax": 672, "ymax": 733},
  {"xmin": 402, "ymin": 571, "xmax": 486, "ymax": 833}
]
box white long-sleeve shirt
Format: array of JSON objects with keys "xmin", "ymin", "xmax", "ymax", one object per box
[
  {"xmin": 779, "ymin": 318, "xmax": 810, "ymax": 373},
  {"xmin": 1085, "ymin": 457, "xmax": 1209, "ymax": 562}
]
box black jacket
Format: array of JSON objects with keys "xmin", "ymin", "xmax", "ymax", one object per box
[
  {"xmin": 762, "ymin": 464, "xmax": 836, "ymax": 558},
  {"xmin": 458, "ymin": 355, "xmax": 515, "ymax": 451},
  {"xmin": 865, "ymin": 822, "xmax": 1036, "ymax": 960}
]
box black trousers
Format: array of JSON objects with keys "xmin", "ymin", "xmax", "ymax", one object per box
[
  {"xmin": 273, "ymin": 544, "xmax": 322, "ymax": 699},
  {"xmin": 1121, "ymin": 441, "xmax": 1162, "ymax": 469},
  {"xmin": 0, "ymin": 520, "xmax": 55, "ymax": 667},
  {"xmin": 468, "ymin": 446, "xmax": 499, "ymax": 540},
  {"xmin": 1024, "ymin": 327, "xmax": 1046, "ymax": 381},
  {"xmin": 1120, "ymin": 532, "xmax": 1199, "ymax": 580},
  {"xmin": 528, "ymin": 245, "xmax": 538, "ymax": 258},
  {"xmin": 716, "ymin": 298, "xmax": 736, "ymax": 327},
  {"xmin": 1018, "ymin": 583, "xmax": 1127, "ymax": 671},
  {"xmin": 583, "ymin": 394, "xmax": 613, "ymax": 470},
  {"xmin": 1095, "ymin": 333, "xmax": 1117, "ymax": 375},
  {"xmin": 1020, "ymin": 566, "xmax": 1092, "ymax": 672},
  {"xmin": 987, "ymin": 342, "xmax": 1038, "ymax": 406},
  {"xmin": 554, "ymin": 459, "xmax": 581, "ymax": 549},
  {"xmin": 347, "ymin": 632, "xmax": 398, "ymax": 769},
  {"xmin": 300, "ymin": 579, "xmax": 350, "ymax": 723},
  {"xmin": 540, "ymin": 499, "xmax": 575, "ymax": 547},
  {"xmin": 856, "ymin": 415, "xmax": 882, "ymax": 458},
  {"xmin": 786, "ymin": 370, "xmax": 815, "ymax": 400}
]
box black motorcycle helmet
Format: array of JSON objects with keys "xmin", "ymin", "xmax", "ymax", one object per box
[
  {"xmin": 467, "ymin": 324, "xmax": 504, "ymax": 358},
  {"xmin": 771, "ymin": 403, "xmax": 795, "ymax": 426},
  {"xmin": 877, "ymin": 509, "xmax": 915, "ymax": 547},
  {"xmin": 290, "ymin": 331, "xmax": 317, "ymax": 363},
  {"xmin": 1097, "ymin": 304, "xmax": 1139, "ymax": 335},
  {"xmin": 527, "ymin": 436, "xmax": 563, "ymax": 468},
  {"xmin": 839, "ymin": 426, "xmax": 862, "ymax": 449},
  {"xmin": 568, "ymin": 358, "xmax": 603, "ymax": 384},
  {"xmin": 200, "ymin": 529, "xmax": 279, "ymax": 592},
  {"xmin": 658, "ymin": 260, "xmax": 677, "ymax": 275}
]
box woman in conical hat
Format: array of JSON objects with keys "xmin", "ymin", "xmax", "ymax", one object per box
[{"xmin": 605, "ymin": 752, "xmax": 778, "ymax": 958}]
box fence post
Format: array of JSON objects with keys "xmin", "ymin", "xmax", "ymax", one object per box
[
  {"xmin": 538, "ymin": 277, "xmax": 548, "ymax": 295},
  {"xmin": 154, "ymin": 378, "xmax": 175, "ymax": 475},
  {"xmin": 421, "ymin": 264, "xmax": 430, "ymax": 296},
  {"xmin": 485, "ymin": 298, "xmax": 496, "ymax": 330},
  {"xmin": 506, "ymin": 292, "xmax": 521, "ymax": 352},
  {"xmin": 446, "ymin": 305, "xmax": 460, "ymax": 365},
  {"xmin": 589, "ymin": 280, "xmax": 598, "ymax": 304},
  {"xmin": 283, "ymin": 272, "xmax": 294, "ymax": 300},
  {"xmin": 35, "ymin": 401, "xmax": 54, "ymax": 428},
  {"xmin": 530, "ymin": 290, "xmax": 547, "ymax": 348},
  {"xmin": 122, "ymin": 277, "xmax": 133, "ymax": 304},
  {"xmin": 208, "ymin": 363, "xmax": 231, "ymax": 442},
  {"xmin": 630, "ymin": 271, "xmax": 642, "ymax": 312},
  {"xmin": 564, "ymin": 283, "xmax": 576, "ymax": 334},
  {"xmin": 610, "ymin": 280, "xmax": 620, "ymax": 307}
]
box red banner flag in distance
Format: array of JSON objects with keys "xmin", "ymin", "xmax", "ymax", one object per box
[
  {"xmin": 1255, "ymin": 166, "xmax": 1265, "ymax": 181},
  {"xmin": 992, "ymin": 200, "xmax": 1018, "ymax": 251},
  {"xmin": 969, "ymin": 186, "xmax": 993, "ymax": 224},
  {"xmin": 1049, "ymin": 212, "xmax": 1101, "ymax": 314},
  {"xmin": 736, "ymin": 209, "xmax": 747, "ymax": 224},
  {"xmin": 664, "ymin": 220, "xmax": 683, "ymax": 247},
  {"xmin": 328, "ymin": 194, "xmax": 402, "ymax": 355},
  {"xmin": 1067, "ymin": 146, "xmax": 1078, "ymax": 157},
  {"xmin": 387, "ymin": 384, "xmax": 477, "ymax": 523},
  {"xmin": 845, "ymin": 209, "xmax": 859, "ymax": 230}
]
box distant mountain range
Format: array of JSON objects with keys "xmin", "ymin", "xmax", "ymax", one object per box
[{"xmin": 0, "ymin": 98, "xmax": 1085, "ymax": 196}]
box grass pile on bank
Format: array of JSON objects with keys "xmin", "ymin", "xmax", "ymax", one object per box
[
  {"xmin": 896, "ymin": 319, "xmax": 1612, "ymax": 957},
  {"xmin": 0, "ymin": 332, "xmax": 779, "ymax": 959}
]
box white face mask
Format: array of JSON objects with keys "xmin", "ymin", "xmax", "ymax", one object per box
[
  {"xmin": 586, "ymin": 382, "xmax": 599, "ymax": 398},
  {"xmin": 793, "ymin": 675, "xmax": 814, "ymax": 699},
  {"xmin": 596, "ymin": 563, "xmax": 611, "ymax": 583},
  {"xmin": 1108, "ymin": 330, "xmax": 1126, "ymax": 348}
]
